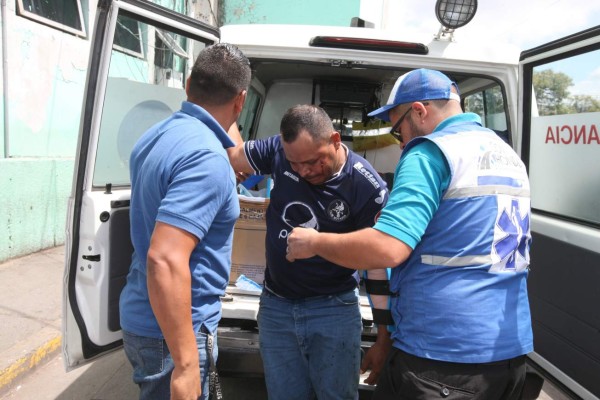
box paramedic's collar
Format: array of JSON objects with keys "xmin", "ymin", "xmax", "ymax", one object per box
[
  {"xmin": 433, "ymin": 112, "xmax": 482, "ymax": 134},
  {"xmin": 181, "ymin": 101, "xmax": 235, "ymax": 148}
]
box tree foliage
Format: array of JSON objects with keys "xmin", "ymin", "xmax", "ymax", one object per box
[
  {"xmin": 533, "ymin": 69, "xmax": 573, "ymax": 115},
  {"xmin": 464, "ymin": 86, "xmax": 505, "ymax": 122},
  {"xmin": 568, "ymin": 94, "xmax": 600, "ymax": 113},
  {"xmin": 533, "ymin": 69, "xmax": 600, "ymax": 115}
]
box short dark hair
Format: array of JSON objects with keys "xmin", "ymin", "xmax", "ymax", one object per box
[
  {"xmin": 188, "ymin": 43, "xmax": 251, "ymax": 105},
  {"xmin": 280, "ymin": 105, "xmax": 334, "ymax": 143}
]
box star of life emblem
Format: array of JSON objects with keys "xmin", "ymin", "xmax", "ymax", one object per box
[{"xmin": 491, "ymin": 198, "xmax": 531, "ymax": 273}]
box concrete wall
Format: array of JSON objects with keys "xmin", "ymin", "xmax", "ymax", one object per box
[
  {"xmin": 0, "ymin": 0, "xmax": 96, "ymax": 262},
  {"xmin": 0, "ymin": 159, "xmax": 73, "ymax": 258},
  {"xmin": 0, "ymin": 0, "xmax": 205, "ymax": 262}
]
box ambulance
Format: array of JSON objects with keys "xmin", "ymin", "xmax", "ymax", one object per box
[{"xmin": 62, "ymin": 0, "xmax": 600, "ymax": 397}]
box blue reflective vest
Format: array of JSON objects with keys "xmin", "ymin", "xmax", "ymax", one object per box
[{"xmin": 390, "ymin": 121, "xmax": 533, "ymax": 363}]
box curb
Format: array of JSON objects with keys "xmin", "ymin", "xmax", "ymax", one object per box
[{"xmin": 0, "ymin": 336, "xmax": 61, "ymax": 395}]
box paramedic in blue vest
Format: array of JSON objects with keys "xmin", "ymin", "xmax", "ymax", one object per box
[
  {"xmin": 227, "ymin": 104, "xmax": 394, "ymax": 399},
  {"xmin": 119, "ymin": 44, "xmax": 250, "ymax": 400},
  {"xmin": 286, "ymin": 69, "xmax": 533, "ymax": 400}
]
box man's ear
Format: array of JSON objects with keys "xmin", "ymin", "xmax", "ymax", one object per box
[
  {"xmin": 234, "ymin": 89, "xmax": 247, "ymax": 114},
  {"xmin": 185, "ymin": 77, "xmax": 191, "ymax": 98},
  {"xmin": 330, "ymin": 131, "xmax": 342, "ymax": 148},
  {"xmin": 414, "ymin": 101, "xmax": 428, "ymax": 121}
]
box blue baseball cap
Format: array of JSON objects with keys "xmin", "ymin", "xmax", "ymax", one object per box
[{"xmin": 368, "ymin": 68, "xmax": 461, "ymax": 122}]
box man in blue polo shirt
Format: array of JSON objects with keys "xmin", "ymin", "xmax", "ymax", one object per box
[
  {"xmin": 119, "ymin": 44, "xmax": 251, "ymax": 400},
  {"xmin": 287, "ymin": 69, "xmax": 533, "ymax": 400},
  {"xmin": 227, "ymin": 104, "xmax": 393, "ymax": 399}
]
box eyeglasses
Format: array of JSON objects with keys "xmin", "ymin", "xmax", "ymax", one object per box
[
  {"xmin": 389, "ymin": 102, "xmax": 429, "ymax": 142},
  {"xmin": 389, "ymin": 107, "xmax": 411, "ymax": 142}
]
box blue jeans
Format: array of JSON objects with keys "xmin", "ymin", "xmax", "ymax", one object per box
[
  {"xmin": 258, "ymin": 288, "xmax": 362, "ymax": 400},
  {"xmin": 122, "ymin": 326, "xmax": 217, "ymax": 400}
]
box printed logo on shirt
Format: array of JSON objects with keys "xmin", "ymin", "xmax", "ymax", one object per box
[
  {"xmin": 490, "ymin": 197, "xmax": 531, "ymax": 273},
  {"xmin": 353, "ymin": 162, "xmax": 381, "ymax": 189},
  {"xmin": 478, "ymin": 140, "xmax": 524, "ymax": 172},
  {"xmin": 284, "ymin": 170, "xmax": 299, "ymax": 182},
  {"xmin": 281, "ymin": 201, "xmax": 319, "ymax": 230},
  {"xmin": 375, "ymin": 189, "xmax": 387, "ymax": 205},
  {"xmin": 327, "ymin": 199, "xmax": 349, "ymax": 222}
]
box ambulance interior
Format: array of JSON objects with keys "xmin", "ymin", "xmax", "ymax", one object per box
[{"xmin": 238, "ymin": 59, "xmax": 510, "ymax": 186}]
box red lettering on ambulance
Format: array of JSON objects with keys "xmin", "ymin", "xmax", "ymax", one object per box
[
  {"xmin": 560, "ymin": 125, "xmax": 572, "ymax": 144},
  {"xmin": 545, "ymin": 126, "xmax": 556, "ymax": 144},
  {"xmin": 574, "ymin": 125, "xmax": 586, "ymax": 144},
  {"xmin": 544, "ymin": 124, "xmax": 599, "ymax": 144},
  {"xmin": 590, "ymin": 125, "xmax": 600, "ymax": 144}
]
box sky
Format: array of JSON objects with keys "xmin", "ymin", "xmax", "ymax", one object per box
[
  {"xmin": 361, "ymin": 0, "xmax": 600, "ymax": 98},
  {"xmin": 364, "ymin": 0, "xmax": 600, "ymax": 50}
]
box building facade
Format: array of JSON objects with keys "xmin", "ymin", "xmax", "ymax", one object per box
[{"xmin": 0, "ymin": 0, "xmax": 366, "ymax": 262}]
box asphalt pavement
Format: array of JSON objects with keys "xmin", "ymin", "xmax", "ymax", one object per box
[{"xmin": 0, "ymin": 246, "xmax": 573, "ymax": 400}]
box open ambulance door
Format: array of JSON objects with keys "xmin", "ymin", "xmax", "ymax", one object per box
[
  {"xmin": 61, "ymin": 0, "xmax": 219, "ymax": 370},
  {"xmin": 519, "ymin": 25, "xmax": 600, "ymax": 399}
]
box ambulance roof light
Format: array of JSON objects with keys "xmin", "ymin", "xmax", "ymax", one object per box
[{"xmin": 434, "ymin": 0, "xmax": 478, "ymax": 41}]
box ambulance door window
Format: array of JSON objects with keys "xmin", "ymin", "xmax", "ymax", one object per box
[
  {"xmin": 464, "ymin": 85, "xmax": 508, "ymax": 142},
  {"xmin": 238, "ymin": 86, "xmax": 263, "ymax": 141},
  {"xmin": 93, "ymin": 19, "xmax": 208, "ymax": 188},
  {"xmin": 527, "ymin": 48, "xmax": 600, "ymax": 225}
]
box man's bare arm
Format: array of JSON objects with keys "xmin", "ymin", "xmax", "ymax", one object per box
[
  {"xmin": 361, "ymin": 324, "xmax": 392, "ymax": 385},
  {"xmin": 286, "ymin": 227, "xmax": 412, "ymax": 270},
  {"xmin": 226, "ymin": 123, "xmax": 254, "ymax": 174},
  {"xmin": 147, "ymin": 221, "xmax": 201, "ymax": 400}
]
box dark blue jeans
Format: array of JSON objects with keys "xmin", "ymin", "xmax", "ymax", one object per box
[
  {"xmin": 122, "ymin": 327, "xmax": 217, "ymax": 400},
  {"xmin": 258, "ymin": 288, "xmax": 362, "ymax": 400}
]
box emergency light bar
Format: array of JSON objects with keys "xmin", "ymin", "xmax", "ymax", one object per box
[{"xmin": 309, "ymin": 36, "xmax": 429, "ymax": 55}]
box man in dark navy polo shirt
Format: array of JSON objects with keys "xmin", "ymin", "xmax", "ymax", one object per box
[{"xmin": 227, "ymin": 104, "xmax": 393, "ymax": 400}]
